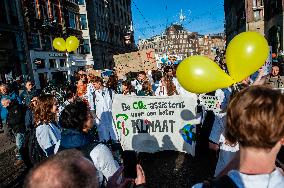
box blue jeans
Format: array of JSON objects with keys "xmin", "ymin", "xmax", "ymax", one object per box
[{"xmin": 15, "ymin": 133, "xmax": 25, "ymax": 160}]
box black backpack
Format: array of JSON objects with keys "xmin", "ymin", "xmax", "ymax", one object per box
[
  {"xmin": 202, "ymin": 175, "xmax": 238, "ymax": 188},
  {"xmin": 23, "ymin": 128, "xmax": 47, "ymax": 166}
]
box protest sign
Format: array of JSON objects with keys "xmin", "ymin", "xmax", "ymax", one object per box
[
  {"xmin": 200, "ymin": 95, "xmax": 221, "ymax": 113},
  {"xmin": 112, "ymin": 95, "xmax": 202, "ymax": 156},
  {"xmin": 263, "ymin": 46, "xmax": 273, "ymax": 76},
  {"xmin": 114, "ymin": 49, "xmax": 158, "ymax": 79}
]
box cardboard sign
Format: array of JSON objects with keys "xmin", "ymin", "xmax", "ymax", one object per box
[
  {"xmin": 200, "ymin": 95, "xmax": 221, "ymax": 113},
  {"xmin": 112, "ymin": 95, "xmax": 202, "ymax": 155},
  {"xmin": 86, "ymin": 69, "xmax": 101, "ymax": 77},
  {"xmin": 114, "ymin": 49, "xmax": 158, "ymax": 79}
]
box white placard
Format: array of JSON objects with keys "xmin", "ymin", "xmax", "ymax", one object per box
[
  {"xmin": 112, "ymin": 95, "xmax": 202, "ymax": 156},
  {"xmin": 200, "ymin": 95, "xmax": 221, "ymax": 113},
  {"xmin": 263, "ymin": 46, "xmax": 273, "ymax": 76}
]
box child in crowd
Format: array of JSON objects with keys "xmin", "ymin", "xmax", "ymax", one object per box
[{"xmin": 137, "ymin": 81, "xmax": 153, "ymax": 96}]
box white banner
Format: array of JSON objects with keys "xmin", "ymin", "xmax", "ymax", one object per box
[{"xmin": 112, "ymin": 95, "xmax": 202, "ymax": 156}]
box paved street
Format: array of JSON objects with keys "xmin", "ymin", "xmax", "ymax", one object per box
[
  {"xmin": 0, "ymin": 133, "xmax": 27, "ymax": 188},
  {"xmin": 0, "ymin": 132, "xmax": 15, "ymax": 155}
]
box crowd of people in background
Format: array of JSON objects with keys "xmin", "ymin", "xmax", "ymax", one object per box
[{"xmin": 0, "ymin": 52, "xmax": 284, "ymax": 187}]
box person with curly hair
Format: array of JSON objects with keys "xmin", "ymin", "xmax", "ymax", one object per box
[
  {"xmin": 34, "ymin": 95, "xmax": 61, "ymax": 157},
  {"xmin": 59, "ymin": 101, "xmax": 120, "ymax": 185}
]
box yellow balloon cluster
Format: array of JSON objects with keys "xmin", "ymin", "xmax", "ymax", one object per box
[
  {"xmin": 177, "ymin": 32, "xmax": 269, "ymax": 94},
  {"xmin": 52, "ymin": 36, "xmax": 80, "ymax": 52}
]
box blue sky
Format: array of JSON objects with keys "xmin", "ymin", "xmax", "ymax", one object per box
[{"xmin": 131, "ymin": 0, "xmax": 224, "ymax": 42}]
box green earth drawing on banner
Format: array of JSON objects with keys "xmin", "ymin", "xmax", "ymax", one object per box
[
  {"xmin": 181, "ymin": 124, "xmax": 196, "ymax": 145},
  {"xmin": 116, "ymin": 114, "xmax": 130, "ymax": 136}
]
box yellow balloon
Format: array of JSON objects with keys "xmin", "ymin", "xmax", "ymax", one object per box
[
  {"xmin": 176, "ymin": 56, "xmax": 234, "ymax": 94},
  {"xmin": 226, "ymin": 31, "xmax": 269, "ymax": 83},
  {"xmin": 52, "ymin": 38, "xmax": 66, "ymax": 52},
  {"xmin": 66, "ymin": 36, "xmax": 80, "ymax": 52}
]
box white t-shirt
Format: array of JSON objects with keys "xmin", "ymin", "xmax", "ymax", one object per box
[
  {"xmin": 85, "ymin": 83, "xmax": 95, "ymax": 110},
  {"xmin": 192, "ymin": 168, "xmax": 284, "ymax": 188},
  {"xmin": 228, "ymin": 168, "xmax": 284, "ymax": 188}
]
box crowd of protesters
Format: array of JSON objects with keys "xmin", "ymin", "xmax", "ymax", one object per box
[{"xmin": 0, "ymin": 55, "xmax": 284, "ymax": 187}]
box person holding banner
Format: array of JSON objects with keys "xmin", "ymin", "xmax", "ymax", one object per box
[
  {"xmin": 131, "ymin": 71, "xmax": 148, "ymax": 94},
  {"xmin": 137, "ymin": 81, "xmax": 153, "ymax": 96},
  {"xmin": 93, "ymin": 77, "xmax": 118, "ymax": 142},
  {"xmin": 121, "ymin": 81, "xmax": 136, "ymax": 95},
  {"xmin": 155, "ymin": 76, "xmax": 179, "ymax": 96},
  {"xmin": 164, "ymin": 66, "xmax": 181, "ymax": 93}
]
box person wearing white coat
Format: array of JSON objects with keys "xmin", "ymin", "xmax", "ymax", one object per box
[{"xmin": 93, "ymin": 77, "xmax": 118, "ymax": 142}]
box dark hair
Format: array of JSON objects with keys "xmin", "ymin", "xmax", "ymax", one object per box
[
  {"xmin": 59, "ymin": 100, "xmax": 89, "ymax": 131},
  {"xmin": 106, "ymin": 75, "xmax": 118, "ymax": 92},
  {"xmin": 226, "ymin": 86, "xmax": 284, "ymax": 149},
  {"xmin": 122, "ymin": 81, "xmax": 132, "ymax": 90},
  {"xmin": 164, "ymin": 66, "xmax": 173, "ymax": 74},
  {"xmin": 138, "ymin": 71, "xmax": 146, "ymax": 76},
  {"xmin": 152, "ymin": 70, "xmax": 163, "ymax": 83},
  {"xmin": 93, "ymin": 76, "xmax": 103, "ymax": 85},
  {"xmin": 25, "ymin": 80, "xmax": 33, "ymax": 85},
  {"xmin": 24, "ymin": 149, "xmax": 98, "ymax": 188},
  {"xmin": 65, "ymin": 85, "xmax": 77, "ymax": 100},
  {"xmin": 271, "ymin": 63, "xmax": 283, "ymax": 76}
]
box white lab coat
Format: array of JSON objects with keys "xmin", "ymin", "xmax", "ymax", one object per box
[
  {"xmin": 85, "ymin": 83, "xmax": 95, "ymax": 111},
  {"xmin": 131, "ymin": 79, "xmax": 143, "ymax": 93},
  {"xmin": 95, "ymin": 87, "xmax": 118, "ymax": 141}
]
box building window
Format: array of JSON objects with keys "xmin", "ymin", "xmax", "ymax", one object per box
[
  {"xmin": 35, "ymin": 59, "xmax": 45, "ymax": 69},
  {"xmin": 254, "ymin": 10, "xmax": 261, "ymax": 21},
  {"xmin": 42, "ymin": 35, "xmax": 52, "ymax": 50},
  {"xmin": 80, "ymin": 14, "xmax": 87, "ymax": 30},
  {"xmin": 53, "ymin": 4, "xmax": 61, "ymax": 23},
  {"xmin": 78, "ymin": 0, "xmax": 85, "ymax": 5},
  {"xmin": 39, "ymin": 5, "xmax": 47, "ymax": 19},
  {"xmin": 0, "ymin": 0, "xmax": 8, "ymax": 24},
  {"xmin": 60, "ymin": 59, "xmax": 66, "ymax": 67},
  {"xmin": 253, "ymin": 0, "xmax": 263, "ymax": 7},
  {"xmin": 253, "ymin": 0, "xmax": 257, "ymax": 7},
  {"xmin": 69, "ymin": 11, "xmax": 76, "ymax": 29},
  {"xmin": 7, "ymin": 0, "xmax": 19, "ymax": 25},
  {"xmin": 31, "ymin": 33, "xmax": 41, "ymax": 49},
  {"xmin": 68, "ymin": 0, "xmax": 79, "ymax": 4},
  {"xmin": 81, "ymin": 39, "xmax": 90, "ymax": 54},
  {"xmin": 49, "ymin": 59, "xmax": 56, "ymax": 68}
]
